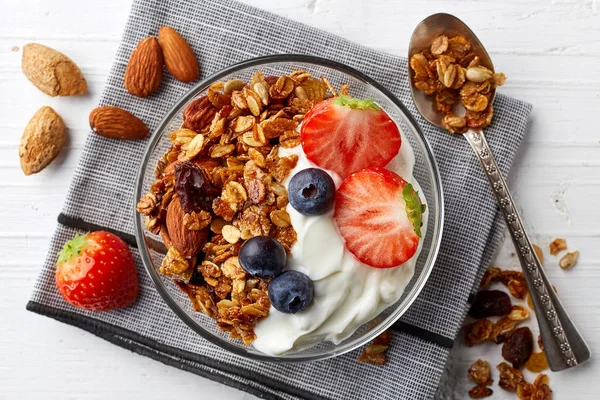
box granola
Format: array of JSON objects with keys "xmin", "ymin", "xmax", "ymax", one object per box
[
  {"xmin": 410, "ymin": 34, "xmax": 506, "ymax": 133},
  {"xmin": 137, "ymin": 69, "xmax": 335, "ymax": 344}
]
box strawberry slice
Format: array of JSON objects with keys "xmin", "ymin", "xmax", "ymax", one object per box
[
  {"xmin": 334, "ymin": 167, "xmax": 426, "ymax": 268},
  {"xmin": 301, "ymin": 95, "xmax": 401, "ymax": 179}
]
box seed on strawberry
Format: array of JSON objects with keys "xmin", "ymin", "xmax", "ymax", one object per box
[
  {"xmin": 55, "ymin": 231, "xmax": 139, "ymax": 311},
  {"xmin": 334, "ymin": 167, "xmax": 426, "ymax": 268}
]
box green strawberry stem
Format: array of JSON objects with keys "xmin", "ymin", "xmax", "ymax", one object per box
[
  {"xmin": 402, "ymin": 184, "xmax": 426, "ymax": 238},
  {"xmin": 332, "ymin": 94, "xmax": 381, "ymax": 110},
  {"xmin": 57, "ymin": 233, "xmax": 88, "ymax": 265}
]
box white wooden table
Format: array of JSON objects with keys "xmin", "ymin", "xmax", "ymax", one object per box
[{"xmin": 1, "ymin": 1, "xmax": 598, "ymax": 398}]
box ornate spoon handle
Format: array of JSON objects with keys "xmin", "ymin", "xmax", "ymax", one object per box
[{"xmin": 464, "ymin": 128, "xmax": 591, "ymax": 371}]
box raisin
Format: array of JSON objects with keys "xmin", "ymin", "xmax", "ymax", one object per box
[
  {"xmin": 502, "ymin": 327, "xmax": 533, "ymax": 369},
  {"xmin": 174, "ymin": 161, "xmax": 219, "ymax": 214},
  {"xmin": 468, "ymin": 290, "xmax": 512, "ymax": 318}
]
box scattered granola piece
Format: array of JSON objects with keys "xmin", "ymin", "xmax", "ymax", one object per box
[
  {"xmin": 468, "ymin": 385, "xmax": 493, "ymax": 399},
  {"xmin": 358, "ymin": 330, "xmax": 391, "ymax": 365},
  {"xmin": 480, "ymin": 266, "xmax": 501, "ymax": 288},
  {"xmin": 517, "ymin": 381, "xmax": 535, "ymax": 400},
  {"xmin": 549, "ymin": 238, "xmax": 567, "ymax": 255},
  {"xmin": 468, "ymin": 359, "xmax": 493, "ymax": 385},
  {"xmin": 465, "ymin": 319, "xmax": 493, "ymax": 346},
  {"xmin": 559, "ymin": 250, "xmax": 579, "ymax": 270},
  {"xmin": 497, "ymin": 362, "xmax": 524, "ymax": 392},
  {"xmin": 507, "ymin": 279, "xmax": 528, "ymax": 299}
]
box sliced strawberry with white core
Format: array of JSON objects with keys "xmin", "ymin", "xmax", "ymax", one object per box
[
  {"xmin": 301, "ymin": 95, "xmax": 401, "ymax": 180},
  {"xmin": 334, "ymin": 167, "xmax": 426, "ymax": 268}
]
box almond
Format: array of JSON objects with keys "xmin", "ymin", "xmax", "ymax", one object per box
[
  {"xmin": 124, "ymin": 36, "xmax": 163, "ymax": 97},
  {"xmin": 158, "ymin": 26, "xmax": 199, "ymax": 82},
  {"xmin": 89, "ymin": 106, "xmax": 149, "ymax": 140},
  {"xmin": 19, "ymin": 106, "xmax": 66, "ymax": 175},
  {"xmin": 166, "ymin": 196, "xmax": 208, "ymax": 258},
  {"xmin": 21, "ymin": 43, "xmax": 87, "ymax": 97}
]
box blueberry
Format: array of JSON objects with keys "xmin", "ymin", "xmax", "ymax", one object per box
[
  {"xmin": 268, "ymin": 270, "xmax": 314, "ymax": 314},
  {"xmin": 288, "ymin": 168, "xmax": 335, "ymax": 216},
  {"xmin": 239, "ymin": 236, "xmax": 286, "ymax": 279}
]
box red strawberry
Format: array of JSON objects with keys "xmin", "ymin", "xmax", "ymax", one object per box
[
  {"xmin": 55, "ymin": 231, "xmax": 139, "ymax": 311},
  {"xmin": 300, "ymin": 95, "xmax": 401, "ymax": 179},
  {"xmin": 334, "ymin": 167, "xmax": 426, "ymax": 268}
]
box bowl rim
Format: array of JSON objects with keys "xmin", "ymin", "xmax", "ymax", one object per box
[{"xmin": 133, "ymin": 54, "xmax": 444, "ymax": 363}]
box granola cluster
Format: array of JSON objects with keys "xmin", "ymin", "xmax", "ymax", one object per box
[
  {"xmin": 409, "ymin": 34, "xmax": 506, "ymax": 133},
  {"xmin": 464, "ymin": 261, "xmax": 554, "ymax": 399},
  {"xmin": 137, "ymin": 70, "xmax": 339, "ymax": 344}
]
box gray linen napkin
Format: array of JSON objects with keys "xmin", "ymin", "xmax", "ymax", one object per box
[{"xmin": 27, "ymin": 0, "xmax": 532, "ymax": 399}]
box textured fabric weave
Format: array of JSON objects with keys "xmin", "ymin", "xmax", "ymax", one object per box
[{"xmin": 27, "ymin": 1, "xmax": 532, "ymax": 399}]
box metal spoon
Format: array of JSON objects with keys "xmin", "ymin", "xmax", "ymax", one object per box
[{"xmin": 408, "ymin": 13, "xmax": 590, "ymax": 371}]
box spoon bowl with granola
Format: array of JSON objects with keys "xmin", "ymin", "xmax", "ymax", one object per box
[
  {"xmin": 134, "ymin": 55, "xmax": 443, "ymax": 362},
  {"xmin": 408, "ymin": 14, "xmax": 590, "ymax": 371}
]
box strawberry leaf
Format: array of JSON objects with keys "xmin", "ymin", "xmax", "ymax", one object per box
[
  {"xmin": 331, "ymin": 94, "xmax": 381, "ymax": 110},
  {"xmin": 402, "ymin": 184, "xmax": 425, "ymax": 238},
  {"xmin": 57, "ymin": 233, "xmax": 88, "ymax": 266}
]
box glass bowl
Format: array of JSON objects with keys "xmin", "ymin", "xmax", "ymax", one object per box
[{"xmin": 134, "ymin": 55, "xmax": 444, "ymax": 362}]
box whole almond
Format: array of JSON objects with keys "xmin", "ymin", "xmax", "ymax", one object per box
[
  {"xmin": 89, "ymin": 106, "xmax": 148, "ymax": 140},
  {"xmin": 166, "ymin": 196, "xmax": 209, "ymax": 258},
  {"xmin": 19, "ymin": 106, "xmax": 66, "ymax": 175},
  {"xmin": 124, "ymin": 37, "xmax": 163, "ymax": 97},
  {"xmin": 158, "ymin": 26, "xmax": 199, "ymax": 82},
  {"xmin": 21, "ymin": 43, "xmax": 87, "ymax": 97}
]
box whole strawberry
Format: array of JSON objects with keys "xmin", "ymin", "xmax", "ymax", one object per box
[{"xmin": 55, "ymin": 231, "xmax": 139, "ymax": 311}]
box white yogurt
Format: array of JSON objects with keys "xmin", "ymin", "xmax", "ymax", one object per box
[{"xmin": 253, "ymin": 134, "xmax": 428, "ymax": 355}]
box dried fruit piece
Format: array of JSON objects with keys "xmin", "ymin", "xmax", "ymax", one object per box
[
  {"xmin": 468, "ymin": 385, "xmax": 493, "ymax": 399},
  {"xmin": 174, "ymin": 161, "xmax": 219, "ymax": 213},
  {"xmin": 468, "ymin": 359, "xmax": 493, "ymax": 385},
  {"xmin": 531, "ymin": 384, "xmax": 552, "ymax": 400},
  {"xmin": 21, "ymin": 43, "xmax": 87, "ymax": 96},
  {"xmin": 497, "ymin": 362, "xmax": 524, "ymax": 391},
  {"xmin": 549, "ymin": 238, "xmax": 567, "ymax": 255},
  {"xmin": 158, "ymin": 26, "xmax": 199, "ymax": 82},
  {"xmin": 559, "ymin": 250, "xmax": 579, "ymax": 270},
  {"xmin": 89, "ymin": 106, "xmax": 149, "ymax": 140},
  {"xmin": 124, "ymin": 36, "xmax": 163, "ymax": 97},
  {"xmin": 502, "ymin": 326, "xmax": 534, "ymax": 369},
  {"xmin": 525, "ymin": 351, "xmax": 549, "ymax": 373},
  {"xmin": 469, "ymin": 290, "xmax": 512, "ymax": 318},
  {"xmin": 19, "ymin": 106, "xmax": 66, "ymax": 176}
]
